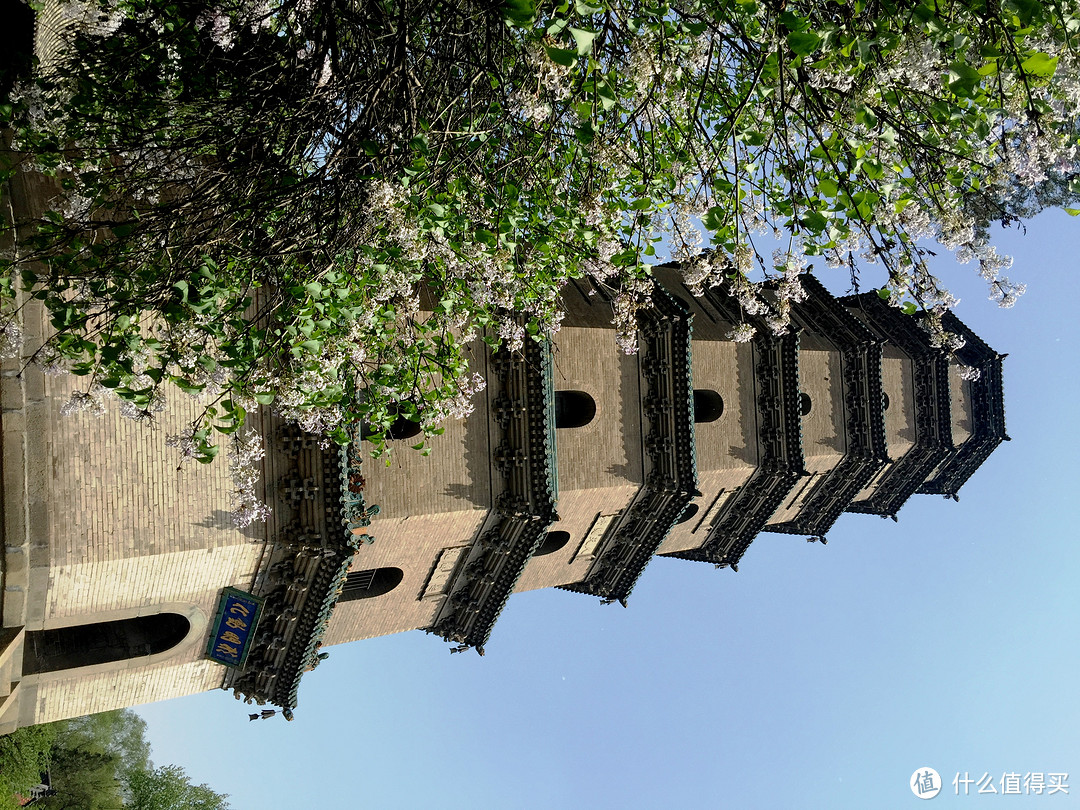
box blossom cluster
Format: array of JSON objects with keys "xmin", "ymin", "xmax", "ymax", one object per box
[
  {"xmin": 6, "ymin": 0, "xmax": 1078, "ymax": 470},
  {"xmin": 228, "ymin": 430, "xmax": 270, "ymax": 528}
]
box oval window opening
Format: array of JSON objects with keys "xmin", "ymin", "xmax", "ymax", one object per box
[
  {"xmin": 882, "ymin": 392, "xmax": 890, "ymax": 411},
  {"xmin": 339, "ymin": 567, "xmax": 404, "ymax": 602},
  {"xmin": 535, "ymin": 530, "xmax": 570, "ymax": 556},
  {"xmin": 676, "ymin": 504, "xmax": 699, "ymax": 525},
  {"xmin": 24, "ymin": 613, "xmax": 190, "ymax": 675},
  {"xmin": 800, "ymin": 392, "xmax": 812, "ymax": 416},
  {"xmin": 693, "ymin": 390, "xmax": 724, "ymax": 423},
  {"xmin": 554, "ymin": 391, "xmax": 596, "ymax": 429}
]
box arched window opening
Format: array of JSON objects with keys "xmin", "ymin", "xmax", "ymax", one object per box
[
  {"xmin": 693, "ymin": 390, "xmax": 724, "ymax": 423},
  {"xmin": 676, "ymin": 504, "xmax": 699, "ymax": 525},
  {"xmin": 534, "ymin": 531, "xmax": 570, "ymax": 556},
  {"xmin": 385, "ymin": 415, "xmax": 422, "ymax": 441},
  {"xmin": 362, "ymin": 408, "xmax": 423, "ymax": 442},
  {"xmin": 554, "ymin": 391, "xmax": 596, "ymax": 429},
  {"xmin": 339, "ymin": 567, "xmax": 404, "ymax": 601},
  {"xmin": 882, "ymin": 392, "xmax": 891, "ymax": 411},
  {"xmin": 800, "ymin": 392, "xmax": 812, "ymax": 416},
  {"xmin": 24, "ymin": 613, "xmax": 190, "ymax": 675},
  {"xmin": 0, "ymin": 1, "xmax": 34, "ymax": 100}
]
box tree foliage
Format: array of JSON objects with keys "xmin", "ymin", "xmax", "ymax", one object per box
[
  {"xmin": 0, "ymin": 723, "xmax": 55, "ymax": 810},
  {"xmin": 41, "ymin": 746, "xmax": 125, "ymax": 810},
  {"xmin": 2, "ymin": 0, "xmax": 1078, "ymax": 488},
  {"xmin": 125, "ymin": 765, "xmax": 228, "ymax": 810},
  {"xmin": 49, "ymin": 706, "xmax": 151, "ymax": 780},
  {"xmin": 0, "ymin": 710, "xmax": 228, "ymax": 810}
]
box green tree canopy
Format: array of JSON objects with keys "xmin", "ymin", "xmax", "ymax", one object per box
[
  {"xmin": 124, "ymin": 765, "xmax": 229, "ymax": 810},
  {"xmin": 49, "ymin": 707, "xmax": 151, "ymax": 781},
  {"xmin": 0, "ymin": 710, "xmax": 228, "ymax": 810},
  {"xmin": 42, "ymin": 746, "xmax": 124, "ymax": 810},
  {"xmin": 2, "ymin": 0, "xmax": 1077, "ymax": 508},
  {"xmin": 0, "ymin": 723, "xmax": 55, "ymax": 810}
]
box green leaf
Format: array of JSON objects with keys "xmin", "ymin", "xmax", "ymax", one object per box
[
  {"xmin": 702, "ymin": 206, "xmax": 726, "ymax": 231},
  {"xmin": 501, "ymin": 0, "xmax": 536, "ymax": 26},
  {"xmin": 544, "ymin": 45, "xmax": 578, "ymax": 68},
  {"xmin": 1009, "ymin": 0, "xmax": 1040, "ymax": 26},
  {"xmin": 569, "ymin": 27, "xmax": 597, "ymax": 55},
  {"xmin": 575, "ymin": 0, "xmax": 604, "ymax": 12},
  {"xmin": 779, "ymin": 10, "xmax": 810, "ymax": 31},
  {"xmin": 800, "ymin": 210, "xmax": 828, "ymax": 234},
  {"xmin": 947, "ymin": 62, "xmax": 983, "ymax": 98},
  {"xmin": 1020, "ymin": 52, "xmax": 1058, "ymax": 78},
  {"xmin": 787, "ymin": 31, "xmax": 821, "ymax": 57}
]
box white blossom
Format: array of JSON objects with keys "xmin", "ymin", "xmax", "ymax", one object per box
[
  {"xmin": 0, "ymin": 321, "xmax": 21, "ymax": 360},
  {"xmin": 229, "ymin": 430, "xmax": 269, "ymax": 527},
  {"xmin": 958, "ymin": 364, "xmax": 982, "ymax": 382},
  {"xmin": 59, "ymin": 387, "xmax": 106, "ymax": 417},
  {"xmin": 727, "ymin": 323, "xmax": 756, "ymax": 343}
]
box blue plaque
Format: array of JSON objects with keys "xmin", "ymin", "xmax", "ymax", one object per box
[{"xmin": 206, "ymin": 587, "xmax": 264, "ymax": 667}]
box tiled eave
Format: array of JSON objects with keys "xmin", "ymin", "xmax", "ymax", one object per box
[
  {"xmin": 227, "ymin": 439, "xmax": 372, "ymax": 710},
  {"xmin": 427, "ymin": 336, "xmax": 557, "ymax": 651},
  {"xmin": 769, "ymin": 338, "xmax": 888, "ymax": 536},
  {"xmin": 562, "ymin": 283, "xmax": 697, "ymax": 602},
  {"xmin": 918, "ymin": 352, "xmax": 1006, "ymax": 497},
  {"xmin": 767, "ymin": 453, "xmax": 881, "ymax": 536},
  {"xmin": 768, "ymin": 277, "xmax": 889, "ymax": 536},
  {"xmin": 841, "ymin": 293, "xmax": 953, "ymax": 518},
  {"xmin": 664, "ymin": 318, "xmax": 804, "ymax": 570},
  {"xmin": 794, "ymin": 276, "xmax": 890, "ymax": 464}
]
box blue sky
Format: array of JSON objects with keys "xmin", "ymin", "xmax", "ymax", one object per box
[{"xmin": 138, "ymin": 209, "xmax": 1080, "ymax": 808}]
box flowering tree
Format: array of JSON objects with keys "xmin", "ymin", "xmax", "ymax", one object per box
[{"xmin": 2, "ymin": 0, "xmax": 1077, "ymax": 470}]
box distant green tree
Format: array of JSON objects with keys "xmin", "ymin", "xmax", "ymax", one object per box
[
  {"xmin": 40, "ymin": 746, "xmax": 123, "ymax": 810},
  {"xmin": 0, "ymin": 723, "xmax": 56, "ymax": 810},
  {"xmin": 51, "ymin": 709, "xmax": 151, "ymax": 783},
  {"xmin": 124, "ymin": 765, "xmax": 229, "ymax": 810},
  {"xmin": 0, "ymin": 709, "xmax": 227, "ymax": 809}
]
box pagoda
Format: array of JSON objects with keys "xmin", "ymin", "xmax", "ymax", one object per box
[{"xmin": 0, "ymin": 255, "xmax": 1007, "ymax": 729}]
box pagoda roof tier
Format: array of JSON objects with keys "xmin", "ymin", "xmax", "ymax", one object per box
[
  {"xmin": 427, "ymin": 336, "xmax": 558, "ymax": 651},
  {"xmin": 664, "ymin": 322, "xmax": 804, "ymax": 569},
  {"xmin": 841, "ymin": 293, "xmax": 954, "ymax": 518},
  {"xmin": 689, "ymin": 275, "xmax": 806, "ymax": 470},
  {"xmin": 766, "ymin": 276, "xmax": 889, "ymax": 536},
  {"xmin": 227, "ymin": 438, "xmax": 374, "ymax": 710},
  {"xmin": 917, "ymin": 312, "xmax": 1007, "ymax": 497},
  {"xmin": 562, "ymin": 284, "xmax": 698, "ymax": 602},
  {"xmin": 792, "ymin": 276, "xmax": 890, "ymax": 461}
]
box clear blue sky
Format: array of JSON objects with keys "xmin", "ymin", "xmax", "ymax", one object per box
[{"xmin": 138, "ymin": 210, "xmax": 1080, "ymax": 809}]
